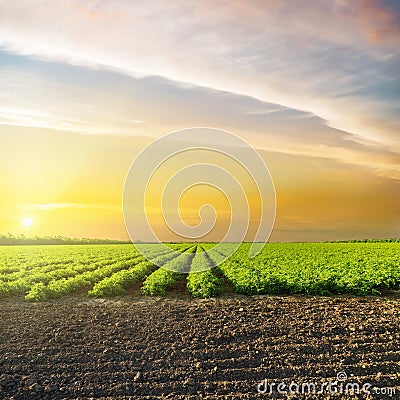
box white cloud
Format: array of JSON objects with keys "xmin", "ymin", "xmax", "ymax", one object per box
[
  {"xmin": 16, "ymin": 203, "xmax": 118, "ymax": 211},
  {"xmin": 0, "ymin": 0, "xmax": 399, "ymax": 180},
  {"xmin": 0, "ymin": 66, "xmax": 146, "ymax": 134},
  {"xmin": 0, "ymin": 0, "xmax": 398, "ymax": 147}
]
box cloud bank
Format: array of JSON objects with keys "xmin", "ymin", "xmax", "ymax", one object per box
[
  {"xmin": 0, "ymin": 0, "xmax": 399, "ymax": 145},
  {"xmin": 0, "ymin": 0, "xmax": 399, "ymax": 182}
]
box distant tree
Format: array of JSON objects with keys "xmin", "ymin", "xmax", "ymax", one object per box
[{"xmin": 0, "ymin": 234, "xmax": 131, "ymax": 246}]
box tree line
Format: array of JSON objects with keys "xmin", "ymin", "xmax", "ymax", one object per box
[{"xmin": 0, "ymin": 233, "xmax": 131, "ymax": 246}]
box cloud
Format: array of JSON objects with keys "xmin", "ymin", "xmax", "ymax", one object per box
[
  {"xmin": 0, "ymin": 0, "xmax": 399, "ymax": 185},
  {"xmin": 0, "ymin": 62, "xmax": 146, "ymax": 135},
  {"xmin": 346, "ymin": 0, "xmax": 400, "ymax": 46},
  {"xmin": 0, "ymin": 107, "xmax": 144, "ymax": 134},
  {"xmin": 0, "ymin": 51, "xmax": 399, "ymax": 181},
  {"xmin": 0, "ymin": 0, "xmax": 398, "ymax": 150},
  {"xmin": 16, "ymin": 203, "xmax": 118, "ymax": 211}
]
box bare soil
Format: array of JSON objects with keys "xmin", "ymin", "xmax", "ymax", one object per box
[{"xmin": 0, "ymin": 294, "xmax": 399, "ymax": 399}]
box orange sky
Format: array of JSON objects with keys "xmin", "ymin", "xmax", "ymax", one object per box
[
  {"xmin": 1, "ymin": 126, "xmax": 398, "ymax": 242},
  {"xmin": 0, "ymin": 1, "xmax": 399, "ymax": 241}
]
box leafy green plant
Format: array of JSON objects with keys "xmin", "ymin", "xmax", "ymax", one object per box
[
  {"xmin": 186, "ymin": 248, "xmax": 223, "ymax": 298},
  {"xmin": 89, "ymin": 261, "xmax": 155, "ymax": 297},
  {"xmin": 0, "ymin": 242, "xmax": 398, "ymax": 300}
]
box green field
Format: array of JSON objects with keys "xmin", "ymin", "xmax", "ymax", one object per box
[{"xmin": 0, "ymin": 242, "xmax": 399, "ymax": 301}]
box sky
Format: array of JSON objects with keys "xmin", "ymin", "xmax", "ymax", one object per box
[{"xmin": 0, "ymin": 0, "xmax": 399, "ymax": 242}]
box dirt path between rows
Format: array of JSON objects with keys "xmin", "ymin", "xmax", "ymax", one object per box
[{"xmin": 0, "ymin": 295, "xmax": 399, "ymax": 399}]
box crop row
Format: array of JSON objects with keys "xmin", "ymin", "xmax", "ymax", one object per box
[
  {"xmin": 141, "ymin": 245, "xmax": 197, "ymax": 295},
  {"xmin": 88, "ymin": 245, "xmax": 178, "ymax": 297},
  {"xmin": 219, "ymin": 243, "xmax": 400, "ymax": 295},
  {"xmin": 0, "ymin": 242, "xmax": 399, "ymax": 300},
  {"xmin": 186, "ymin": 246, "xmax": 222, "ymax": 298}
]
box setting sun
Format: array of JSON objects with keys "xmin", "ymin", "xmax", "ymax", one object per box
[{"xmin": 22, "ymin": 218, "xmax": 33, "ymax": 227}]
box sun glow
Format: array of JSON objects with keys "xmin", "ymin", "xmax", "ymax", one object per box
[{"xmin": 22, "ymin": 217, "xmax": 33, "ymax": 227}]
